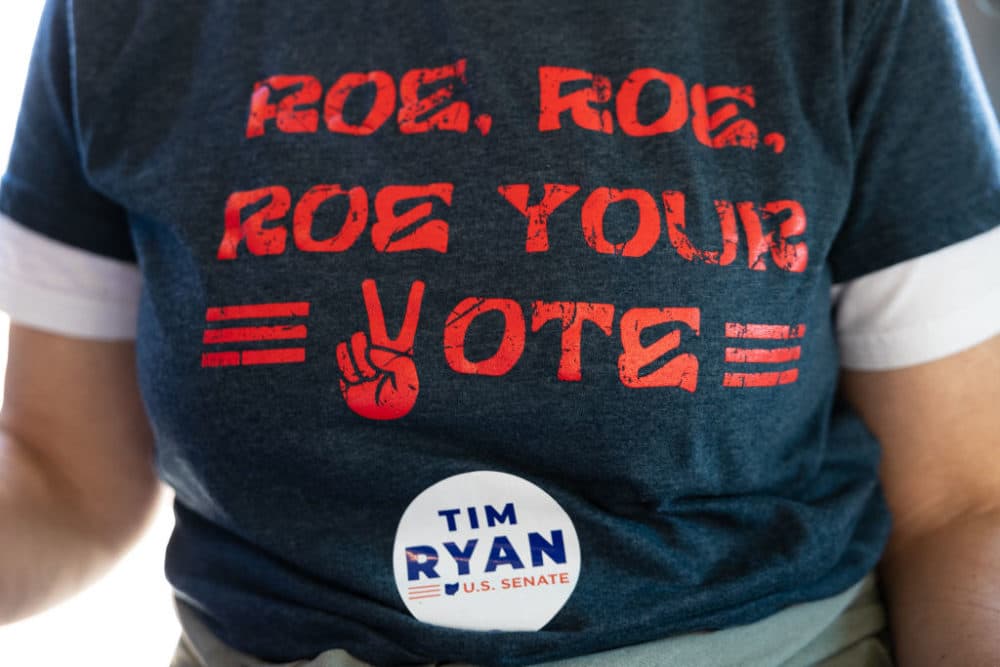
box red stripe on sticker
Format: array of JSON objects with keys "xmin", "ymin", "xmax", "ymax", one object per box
[
  {"xmin": 724, "ymin": 346, "xmax": 801, "ymax": 363},
  {"xmin": 201, "ymin": 351, "xmax": 241, "ymax": 368},
  {"xmin": 725, "ymin": 323, "xmax": 806, "ymax": 340},
  {"xmin": 407, "ymin": 593, "xmax": 442, "ymax": 600},
  {"xmin": 723, "ymin": 369, "xmax": 799, "ymax": 387},
  {"xmin": 241, "ymin": 348, "xmax": 306, "ymax": 366},
  {"xmin": 202, "ymin": 325, "xmax": 307, "ymax": 344},
  {"xmin": 205, "ymin": 302, "xmax": 310, "ymax": 321}
]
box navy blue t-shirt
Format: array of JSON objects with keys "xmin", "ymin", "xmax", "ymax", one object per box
[{"xmin": 3, "ymin": 1, "xmax": 1000, "ymax": 665}]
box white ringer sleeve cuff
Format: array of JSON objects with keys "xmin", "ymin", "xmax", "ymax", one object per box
[
  {"xmin": 833, "ymin": 225, "xmax": 1000, "ymax": 371},
  {"xmin": 0, "ymin": 214, "xmax": 141, "ymax": 340}
]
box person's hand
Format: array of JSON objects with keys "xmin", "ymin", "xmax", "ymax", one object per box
[
  {"xmin": 336, "ymin": 279, "xmax": 425, "ymax": 420},
  {"xmin": 337, "ymin": 331, "xmax": 419, "ymax": 420}
]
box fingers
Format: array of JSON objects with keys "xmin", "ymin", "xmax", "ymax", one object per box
[
  {"xmin": 351, "ymin": 331, "xmax": 377, "ymax": 378},
  {"xmin": 336, "ymin": 340, "xmax": 360, "ymax": 383},
  {"xmin": 336, "ymin": 332, "xmax": 377, "ymax": 383},
  {"xmin": 338, "ymin": 328, "xmax": 415, "ymax": 388},
  {"xmin": 337, "ymin": 331, "xmax": 379, "ymax": 384},
  {"xmin": 360, "ymin": 279, "xmax": 389, "ymax": 345},
  {"xmin": 394, "ymin": 280, "xmax": 425, "ymax": 350},
  {"xmin": 361, "ymin": 279, "xmax": 426, "ymax": 350},
  {"xmin": 336, "ymin": 329, "xmax": 420, "ymax": 421}
]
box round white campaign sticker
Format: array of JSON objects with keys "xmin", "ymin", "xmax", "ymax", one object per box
[{"xmin": 392, "ymin": 471, "xmax": 581, "ymax": 631}]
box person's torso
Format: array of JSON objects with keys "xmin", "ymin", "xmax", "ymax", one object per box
[{"xmin": 70, "ymin": 2, "xmax": 888, "ymax": 663}]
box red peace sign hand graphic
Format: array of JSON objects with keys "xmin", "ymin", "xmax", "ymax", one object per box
[{"xmin": 336, "ymin": 280, "xmax": 425, "ymax": 420}]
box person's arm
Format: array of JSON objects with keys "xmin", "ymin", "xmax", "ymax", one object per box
[
  {"xmin": 0, "ymin": 323, "xmax": 158, "ymax": 624},
  {"xmin": 841, "ymin": 334, "xmax": 1000, "ymax": 665}
]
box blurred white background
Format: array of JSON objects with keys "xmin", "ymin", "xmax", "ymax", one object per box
[
  {"xmin": 0, "ymin": 3, "xmax": 179, "ymax": 665},
  {"xmin": 0, "ymin": 2, "xmax": 996, "ymax": 666},
  {"xmin": 962, "ymin": 0, "xmax": 1000, "ymax": 115}
]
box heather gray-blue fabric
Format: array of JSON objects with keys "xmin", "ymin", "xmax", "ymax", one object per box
[{"xmin": 3, "ymin": 1, "xmax": 999, "ymax": 666}]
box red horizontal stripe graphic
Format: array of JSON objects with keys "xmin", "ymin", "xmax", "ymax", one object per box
[
  {"xmin": 202, "ymin": 325, "xmax": 307, "ymax": 344},
  {"xmin": 201, "ymin": 351, "xmax": 241, "ymax": 368},
  {"xmin": 407, "ymin": 594, "xmax": 442, "ymax": 600},
  {"xmin": 725, "ymin": 323, "xmax": 806, "ymax": 340},
  {"xmin": 724, "ymin": 346, "xmax": 802, "ymax": 363},
  {"xmin": 202, "ymin": 348, "xmax": 306, "ymax": 368},
  {"xmin": 723, "ymin": 369, "xmax": 799, "ymax": 387},
  {"xmin": 205, "ymin": 302, "xmax": 310, "ymax": 321},
  {"xmin": 241, "ymin": 348, "xmax": 306, "ymax": 366}
]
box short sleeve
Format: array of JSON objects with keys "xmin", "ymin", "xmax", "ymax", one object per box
[
  {"xmin": 0, "ymin": 0, "xmax": 140, "ymax": 339},
  {"xmin": 833, "ymin": 225, "xmax": 1000, "ymax": 370},
  {"xmin": 829, "ymin": 0, "xmax": 1000, "ymax": 282},
  {"xmin": 0, "ymin": 0, "xmax": 135, "ymax": 261}
]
